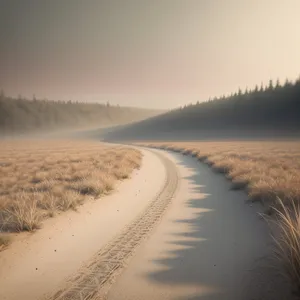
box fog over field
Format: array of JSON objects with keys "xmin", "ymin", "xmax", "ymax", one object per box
[
  {"xmin": 1, "ymin": 2, "xmax": 300, "ymax": 300},
  {"xmin": 101, "ymin": 77, "xmax": 300, "ymax": 141},
  {"xmin": 0, "ymin": 92, "xmax": 163, "ymax": 137}
]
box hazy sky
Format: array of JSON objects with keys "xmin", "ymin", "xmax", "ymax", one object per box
[{"xmin": 0, "ymin": 0, "xmax": 299, "ymax": 109}]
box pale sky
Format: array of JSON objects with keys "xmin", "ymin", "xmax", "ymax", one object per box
[{"xmin": 0, "ymin": 0, "xmax": 299, "ymax": 109}]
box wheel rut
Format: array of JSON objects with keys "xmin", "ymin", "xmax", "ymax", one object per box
[{"xmin": 44, "ymin": 149, "xmax": 179, "ymax": 300}]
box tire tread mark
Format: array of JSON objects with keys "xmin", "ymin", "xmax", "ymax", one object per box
[{"xmin": 45, "ymin": 150, "xmax": 178, "ymax": 300}]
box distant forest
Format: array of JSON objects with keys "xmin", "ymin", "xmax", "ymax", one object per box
[
  {"xmin": 0, "ymin": 92, "xmax": 161, "ymax": 135},
  {"xmin": 103, "ymin": 77, "xmax": 300, "ymax": 141},
  {"xmin": 166, "ymin": 77, "xmax": 300, "ymax": 130}
]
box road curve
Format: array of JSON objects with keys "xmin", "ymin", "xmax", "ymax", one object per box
[
  {"xmin": 0, "ymin": 147, "xmax": 291, "ymax": 300},
  {"xmin": 105, "ymin": 148, "xmax": 291, "ymax": 300},
  {"xmin": 45, "ymin": 149, "xmax": 179, "ymax": 300},
  {"xmin": 0, "ymin": 148, "xmax": 170, "ymax": 300}
]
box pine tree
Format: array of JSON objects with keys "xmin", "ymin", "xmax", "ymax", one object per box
[
  {"xmin": 284, "ymin": 78, "xmax": 292, "ymax": 87},
  {"xmin": 260, "ymin": 82, "xmax": 264, "ymax": 92},
  {"xmin": 268, "ymin": 79, "xmax": 274, "ymax": 90}
]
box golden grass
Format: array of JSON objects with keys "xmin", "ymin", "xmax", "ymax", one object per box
[
  {"xmin": 0, "ymin": 140, "xmax": 142, "ymax": 233},
  {"xmin": 271, "ymin": 198, "xmax": 300, "ymax": 295},
  {"xmin": 139, "ymin": 141, "xmax": 300, "ymax": 212}
]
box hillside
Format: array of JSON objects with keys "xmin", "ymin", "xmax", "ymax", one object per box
[
  {"xmin": 0, "ymin": 93, "xmax": 163, "ymax": 135},
  {"xmin": 103, "ymin": 78, "xmax": 300, "ymax": 141}
]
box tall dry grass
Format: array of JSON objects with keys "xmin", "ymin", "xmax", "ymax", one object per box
[
  {"xmin": 140, "ymin": 141, "xmax": 300, "ymax": 211},
  {"xmin": 271, "ymin": 198, "xmax": 300, "ymax": 297},
  {"xmin": 139, "ymin": 140, "xmax": 300, "ymax": 297},
  {"xmin": 0, "ymin": 140, "xmax": 142, "ymax": 239}
]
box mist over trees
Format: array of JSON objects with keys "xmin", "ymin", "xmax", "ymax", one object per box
[
  {"xmin": 103, "ymin": 77, "xmax": 300, "ymax": 141},
  {"xmin": 2, "ymin": 77, "xmax": 300, "ymax": 139},
  {"xmin": 149, "ymin": 77, "xmax": 300, "ymax": 131},
  {"xmin": 0, "ymin": 93, "xmax": 161, "ymax": 135}
]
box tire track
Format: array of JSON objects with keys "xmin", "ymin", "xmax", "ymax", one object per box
[{"xmin": 44, "ymin": 149, "xmax": 179, "ymax": 300}]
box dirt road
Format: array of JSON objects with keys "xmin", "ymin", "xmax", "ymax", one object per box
[
  {"xmin": 0, "ymin": 149, "xmax": 168, "ymax": 300},
  {"xmin": 0, "ymin": 148, "xmax": 289, "ymax": 300},
  {"xmin": 106, "ymin": 150, "xmax": 290, "ymax": 300}
]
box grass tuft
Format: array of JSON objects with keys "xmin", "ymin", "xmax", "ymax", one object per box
[
  {"xmin": 4, "ymin": 196, "xmax": 42, "ymax": 232},
  {"xmin": 58, "ymin": 191, "xmax": 83, "ymax": 211},
  {"xmin": 272, "ymin": 198, "xmax": 300, "ymax": 297}
]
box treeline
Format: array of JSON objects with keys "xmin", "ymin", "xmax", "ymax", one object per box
[
  {"xmin": 168, "ymin": 77, "xmax": 300, "ymax": 130},
  {"xmin": 0, "ymin": 92, "xmax": 161, "ymax": 135},
  {"xmin": 103, "ymin": 77, "xmax": 300, "ymax": 141}
]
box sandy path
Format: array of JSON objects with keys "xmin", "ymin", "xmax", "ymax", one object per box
[
  {"xmin": 105, "ymin": 149, "xmax": 290, "ymax": 300},
  {"xmin": 0, "ymin": 147, "xmax": 290, "ymax": 300},
  {"xmin": 44, "ymin": 148, "xmax": 179, "ymax": 300},
  {"xmin": 0, "ymin": 149, "xmax": 168, "ymax": 300}
]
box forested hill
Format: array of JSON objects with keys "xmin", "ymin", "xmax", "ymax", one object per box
[
  {"xmin": 0, "ymin": 93, "xmax": 163, "ymax": 135},
  {"xmin": 103, "ymin": 78, "xmax": 300, "ymax": 141}
]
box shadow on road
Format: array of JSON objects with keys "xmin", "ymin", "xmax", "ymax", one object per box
[{"xmin": 146, "ymin": 153, "xmax": 291, "ymax": 300}]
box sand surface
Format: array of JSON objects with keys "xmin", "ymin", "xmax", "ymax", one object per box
[
  {"xmin": 106, "ymin": 150, "xmax": 290, "ymax": 300},
  {"xmin": 0, "ymin": 147, "xmax": 290, "ymax": 300},
  {"xmin": 0, "ymin": 149, "xmax": 166, "ymax": 300}
]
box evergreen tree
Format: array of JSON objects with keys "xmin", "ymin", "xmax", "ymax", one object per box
[
  {"xmin": 268, "ymin": 79, "xmax": 274, "ymax": 90},
  {"xmin": 284, "ymin": 78, "xmax": 292, "ymax": 87},
  {"xmin": 260, "ymin": 82, "xmax": 264, "ymax": 92}
]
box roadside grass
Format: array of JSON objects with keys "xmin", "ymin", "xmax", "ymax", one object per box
[
  {"xmin": 139, "ymin": 141, "xmax": 300, "ymax": 211},
  {"xmin": 138, "ymin": 140, "xmax": 300, "ymax": 297},
  {"xmin": 272, "ymin": 197, "xmax": 300, "ymax": 297},
  {"xmin": 0, "ymin": 140, "xmax": 142, "ymax": 235}
]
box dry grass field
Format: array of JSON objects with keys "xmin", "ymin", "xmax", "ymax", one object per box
[
  {"xmin": 0, "ymin": 140, "xmax": 142, "ymax": 249},
  {"xmin": 139, "ymin": 140, "xmax": 300, "ymax": 294},
  {"xmin": 140, "ymin": 141, "xmax": 300, "ymax": 211}
]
